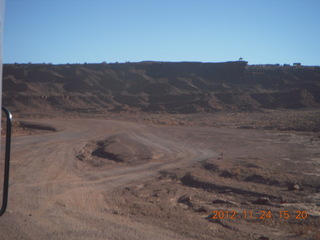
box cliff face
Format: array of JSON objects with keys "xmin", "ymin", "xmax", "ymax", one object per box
[{"xmin": 2, "ymin": 61, "xmax": 320, "ymax": 115}]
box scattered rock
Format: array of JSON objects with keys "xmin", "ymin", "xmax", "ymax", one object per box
[
  {"xmin": 280, "ymin": 197, "xmax": 288, "ymax": 204},
  {"xmin": 219, "ymin": 170, "xmax": 235, "ymax": 178},
  {"xmin": 209, "ymin": 218, "xmax": 222, "ymax": 224},
  {"xmin": 219, "ymin": 189, "xmax": 233, "ymax": 194},
  {"xmin": 196, "ymin": 206, "xmax": 208, "ymax": 213},
  {"xmin": 178, "ymin": 195, "xmax": 194, "ymax": 207},
  {"xmin": 245, "ymin": 174, "xmax": 279, "ymax": 185},
  {"xmin": 202, "ymin": 162, "xmax": 218, "ymax": 172},
  {"xmin": 180, "ymin": 172, "xmax": 197, "ymax": 185},
  {"xmin": 113, "ymin": 210, "xmax": 120, "ymax": 215},
  {"xmin": 253, "ymin": 197, "xmax": 270, "ymax": 205},
  {"xmin": 212, "ymin": 199, "xmax": 237, "ymax": 205},
  {"xmin": 240, "ymin": 201, "xmax": 252, "ymax": 206},
  {"xmin": 178, "ymin": 195, "xmax": 192, "ymax": 204},
  {"xmin": 258, "ymin": 236, "xmax": 269, "ymax": 240},
  {"xmin": 288, "ymin": 183, "xmax": 300, "ymax": 191}
]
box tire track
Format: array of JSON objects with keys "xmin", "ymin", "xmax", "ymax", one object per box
[{"xmin": 2, "ymin": 118, "xmax": 217, "ymax": 239}]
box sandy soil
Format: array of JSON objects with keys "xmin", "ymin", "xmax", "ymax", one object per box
[{"xmin": 0, "ymin": 110, "xmax": 320, "ymax": 239}]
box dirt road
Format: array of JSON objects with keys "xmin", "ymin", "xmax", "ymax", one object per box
[
  {"xmin": 1, "ymin": 116, "xmax": 320, "ymax": 239},
  {"xmin": 0, "ymin": 118, "xmax": 217, "ymax": 240}
]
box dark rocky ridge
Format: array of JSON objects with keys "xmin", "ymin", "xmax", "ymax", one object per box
[{"xmin": 3, "ymin": 61, "xmax": 320, "ymax": 115}]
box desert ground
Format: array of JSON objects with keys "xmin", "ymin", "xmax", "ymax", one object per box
[
  {"xmin": 0, "ymin": 109, "xmax": 320, "ymax": 240},
  {"xmin": 1, "ymin": 62, "xmax": 320, "ymax": 239}
]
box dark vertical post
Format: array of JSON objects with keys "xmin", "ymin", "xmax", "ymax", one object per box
[{"xmin": 0, "ymin": 107, "xmax": 12, "ymax": 216}]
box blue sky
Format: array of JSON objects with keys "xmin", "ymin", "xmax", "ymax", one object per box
[{"xmin": 3, "ymin": 0, "xmax": 320, "ymax": 65}]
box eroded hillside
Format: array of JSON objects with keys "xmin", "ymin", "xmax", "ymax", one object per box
[{"xmin": 3, "ymin": 61, "xmax": 320, "ymax": 116}]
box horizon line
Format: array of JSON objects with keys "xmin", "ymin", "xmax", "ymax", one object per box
[{"xmin": 3, "ymin": 60, "xmax": 319, "ymax": 67}]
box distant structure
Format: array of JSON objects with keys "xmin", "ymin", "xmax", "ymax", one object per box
[
  {"xmin": 238, "ymin": 57, "xmax": 243, "ymax": 61},
  {"xmin": 293, "ymin": 62, "xmax": 301, "ymax": 66}
]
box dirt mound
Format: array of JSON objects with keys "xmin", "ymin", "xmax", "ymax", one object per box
[
  {"xmin": 18, "ymin": 121, "xmax": 58, "ymax": 132},
  {"xmin": 2, "ymin": 120, "xmax": 58, "ymax": 136},
  {"xmin": 93, "ymin": 134, "xmax": 154, "ymax": 163},
  {"xmin": 2, "ymin": 62, "xmax": 320, "ymax": 116},
  {"xmin": 77, "ymin": 134, "xmax": 156, "ymax": 166}
]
